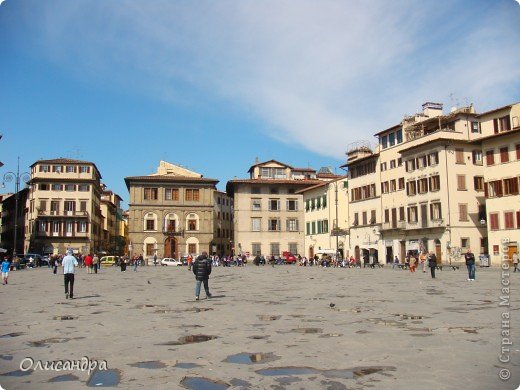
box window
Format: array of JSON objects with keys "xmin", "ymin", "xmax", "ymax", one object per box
[
  {"xmin": 459, "ymin": 204, "xmax": 468, "ymax": 221},
  {"xmin": 268, "ymin": 219, "xmax": 280, "ymax": 231},
  {"xmin": 471, "ymin": 121, "xmax": 480, "ymax": 133},
  {"xmin": 38, "ymin": 220, "xmax": 47, "ymax": 232},
  {"xmin": 417, "ymin": 156, "xmax": 427, "ymax": 169},
  {"xmin": 430, "ymin": 202, "xmax": 442, "ymax": 220},
  {"xmin": 39, "ymin": 200, "xmax": 47, "ymax": 212},
  {"xmin": 251, "ymin": 243, "xmax": 261, "ymax": 256},
  {"xmin": 66, "ymin": 221, "xmax": 73, "ymax": 236},
  {"xmin": 488, "ymin": 180, "xmax": 503, "ymax": 197},
  {"xmin": 504, "ymin": 212, "xmax": 514, "ymax": 229},
  {"xmin": 187, "ymin": 243, "xmax": 196, "ymax": 254},
  {"xmin": 381, "ymin": 162, "xmax": 387, "ymax": 171},
  {"xmin": 52, "ymin": 165, "xmax": 62, "ymax": 173},
  {"xmin": 362, "ymin": 211, "xmax": 367, "ymax": 225},
  {"xmin": 78, "ymin": 221, "xmax": 87, "ymax": 233},
  {"xmin": 398, "ymin": 178, "xmax": 405, "ymax": 190},
  {"xmin": 146, "ymin": 219, "xmax": 155, "ymax": 230},
  {"xmin": 390, "ymin": 160, "xmax": 396, "ymax": 169},
  {"xmin": 490, "ymin": 213, "xmax": 499, "ymax": 230},
  {"xmin": 381, "ymin": 135, "xmax": 388, "ymax": 149},
  {"xmin": 472, "ymin": 150, "xmax": 482, "ymax": 165},
  {"xmin": 486, "ymin": 150, "xmax": 495, "ymax": 165},
  {"xmin": 311, "ymin": 221, "xmax": 316, "ymax": 234},
  {"xmin": 323, "ymin": 219, "xmax": 329, "ymax": 232},
  {"xmin": 51, "ymin": 201, "xmax": 59, "ymax": 214},
  {"xmin": 370, "ymin": 210, "xmax": 376, "ymax": 224},
  {"xmin": 66, "ymin": 165, "xmax": 75, "ymax": 173},
  {"xmin": 406, "ymin": 159, "xmax": 415, "ymax": 172},
  {"xmin": 407, "ymin": 181, "xmax": 417, "ymax": 196},
  {"xmin": 457, "ymin": 175, "xmax": 467, "ymax": 191},
  {"xmin": 270, "ymin": 187, "xmax": 279, "ymax": 194},
  {"xmin": 503, "ymin": 178, "xmax": 519, "ymax": 195},
  {"xmin": 322, "ymin": 195, "xmax": 327, "ymax": 208},
  {"xmin": 390, "ymin": 179, "xmax": 396, "ymax": 192},
  {"xmin": 397, "ymin": 158, "xmax": 403, "ymax": 167},
  {"xmin": 252, "ymin": 218, "xmax": 261, "ymax": 232},
  {"xmin": 269, "ymin": 199, "xmax": 280, "ymax": 211},
  {"xmin": 187, "ymin": 218, "xmax": 197, "ymax": 231},
  {"xmin": 80, "ymin": 166, "xmax": 90, "ymax": 173},
  {"xmin": 317, "ymin": 220, "xmax": 323, "ymax": 234},
  {"xmin": 418, "ymin": 178, "xmax": 428, "ymax": 194},
  {"xmin": 316, "ymin": 197, "xmax": 322, "ymax": 209},
  {"xmin": 289, "ymin": 243, "xmax": 298, "ymax": 255},
  {"xmin": 382, "ymin": 181, "xmax": 389, "ymax": 194},
  {"xmin": 461, "ymin": 238, "xmax": 469, "ymax": 249},
  {"xmin": 407, "ymin": 206, "xmax": 418, "ymax": 223},
  {"xmin": 399, "ymin": 207, "xmax": 405, "ymax": 221},
  {"xmin": 52, "ymin": 221, "xmax": 60, "ymax": 234},
  {"xmin": 384, "ymin": 209, "xmax": 390, "ymax": 223},
  {"xmin": 286, "ymin": 218, "xmax": 299, "ymax": 232},
  {"xmin": 494, "ymin": 116, "xmax": 511, "ymax": 133},
  {"xmin": 251, "ymin": 187, "xmax": 261, "ymax": 194},
  {"xmin": 185, "ymin": 189, "xmax": 200, "ymax": 201},
  {"xmin": 286, "ymin": 199, "xmax": 298, "ymax": 211},
  {"xmin": 455, "ymin": 149, "xmax": 465, "ymax": 164},
  {"xmin": 39, "ymin": 165, "xmax": 50, "ymax": 172},
  {"xmin": 144, "ymin": 188, "xmax": 158, "ymax": 200},
  {"xmin": 396, "ymin": 129, "xmax": 403, "ymax": 144},
  {"xmin": 78, "ymin": 184, "xmax": 90, "ymax": 192},
  {"xmin": 353, "ymin": 213, "xmax": 359, "ymax": 226},
  {"xmin": 500, "ymin": 147, "xmax": 509, "ymax": 163},
  {"xmin": 165, "ymin": 188, "xmax": 179, "ymax": 201},
  {"xmin": 64, "ymin": 201, "xmax": 75, "ymax": 214},
  {"xmin": 517, "ymin": 144, "xmax": 520, "ymax": 160},
  {"xmin": 65, "ymin": 184, "xmax": 75, "ymax": 192},
  {"xmin": 306, "ymin": 222, "xmax": 310, "ymax": 235},
  {"xmin": 389, "ymin": 132, "xmax": 396, "ymax": 146},
  {"xmin": 305, "ymin": 199, "xmax": 310, "ymax": 212},
  {"xmin": 80, "ymin": 201, "xmax": 87, "ymax": 212},
  {"xmin": 429, "ymin": 175, "xmax": 440, "ymax": 191},
  {"xmin": 428, "ymin": 152, "xmax": 439, "ymax": 166},
  {"xmin": 252, "ymin": 199, "xmax": 262, "ymax": 211},
  {"xmin": 270, "ymin": 243, "xmax": 280, "ymax": 256},
  {"xmin": 39, "ymin": 183, "xmax": 49, "ymax": 191},
  {"xmin": 51, "ymin": 184, "xmax": 62, "ymax": 191},
  {"xmin": 474, "ymin": 176, "xmax": 484, "ymax": 192}
]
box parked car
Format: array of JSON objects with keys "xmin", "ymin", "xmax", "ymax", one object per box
[
  {"xmin": 161, "ymin": 258, "xmax": 183, "ymax": 266},
  {"xmin": 100, "ymin": 256, "xmax": 119, "ymax": 266},
  {"xmin": 21, "ymin": 253, "xmax": 44, "ymax": 267}
]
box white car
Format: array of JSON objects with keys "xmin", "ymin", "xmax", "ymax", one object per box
[{"xmin": 161, "ymin": 258, "xmax": 182, "ymax": 266}]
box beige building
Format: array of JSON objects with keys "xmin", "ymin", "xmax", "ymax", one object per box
[
  {"xmin": 472, "ymin": 103, "xmax": 520, "ymax": 265},
  {"xmin": 213, "ymin": 191, "xmax": 234, "ymax": 257},
  {"xmin": 125, "ymin": 161, "xmax": 218, "ymax": 261},
  {"xmin": 298, "ymin": 173, "xmax": 349, "ymax": 259},
  {"xmin": 24, "ymin": 158, "xmax": 104, "ymax": 255},
  {"xmin": 226, "ymin": 160, "xmax": 323, "ymax": 258},
  {"xmin": 100, "ymin": 185, "xmax": 125, "ymax": 255}
]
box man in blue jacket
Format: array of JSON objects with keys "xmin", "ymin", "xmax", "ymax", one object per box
[{"xmin": 192, "ymin": 251, "xmax": 212, "ymax": 301}]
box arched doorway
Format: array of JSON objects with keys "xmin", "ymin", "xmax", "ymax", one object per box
[{"xmin": 164, "ymin": 237, "xmax": 177, "ymax": 259}]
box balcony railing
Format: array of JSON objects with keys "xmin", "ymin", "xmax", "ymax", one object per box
[
  {"xmin": 36, "ymin": 231, "xmax": 89, "ymax": 238},
  {"xmin": 163, "ymin": 228, "xmax": 184, "ymax": 237},
  {"xmin": 405, "ymin": 220, "xmax": 445, "ymax": 230},
  {"xmin": 38, "ymin": 210, "xmax": 89, "ymax": 218}
]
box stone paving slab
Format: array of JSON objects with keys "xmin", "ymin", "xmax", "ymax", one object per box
[{"xmin": 0, "ymin": 265, "xmax": 518, "ymax": 389}]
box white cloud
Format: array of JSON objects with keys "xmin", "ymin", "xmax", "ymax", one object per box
[{"xmin": 28, "ymin": 0, "xmax": 520, "ymax": 157}]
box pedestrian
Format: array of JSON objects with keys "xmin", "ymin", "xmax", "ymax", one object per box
[
  {"xmin": 153, "ymin": 253, "xmax": 158, "ymax": 266},
  {"xmin": 133, "ymin": 257, "xmax": 138, "ymax": 272},
  {"xmin": 92, "ymin": 254, "xmax": 99, "ymax": 274},
  {"xmin": 192, "ymin": 251, "xmax": 212, "ymax": 300},
  {"xmin": 53, "ymin": 256, "xmax": 59, "ymax": 275},
  {"xmin": 2, "ymin": 256, "xmax": 11, "ymax": 285},
  {"xmin": 392, "ymin": 255, "xmax": 399, "ymax": 269},
  {"xmin": 187, "ymin": 254, "xmax": 193, "ymax": 271},
  {"xmin": 513, "ymin": 252, "xmax": 519, "ymax": 273},
  {"xmin": 84, "ymin": 253, "xmax": 93, "ymax": 274},
  {"xmin": 62, "ymin": 249, "xmax": 78, "ymax": 299},
  {"xmin": 409, "ymin": 256, "xmax": 416, "ymax": 273},
  {"xmin": 427, "ymin": 251, "xmax": 437, "ymax": 279},
  {"xmin": 419, "ymin": 251, "xmax": 427, "ymax": 273},
  {"xmin": 464, "ymin": 248, "xmax": 476, "ymax": 281},
  {"xmin": 121, "ymin": 256, "xmax": 127, "ymax": 272}
]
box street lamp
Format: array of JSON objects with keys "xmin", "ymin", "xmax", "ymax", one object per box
[{"xmin": 2, "ymin": 157, "xmax": 30, "ymax": 259}]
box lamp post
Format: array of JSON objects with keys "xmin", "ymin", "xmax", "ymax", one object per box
[{"xmin": 2, "ymin": 157, "xmax": 30, "ymax": 259}]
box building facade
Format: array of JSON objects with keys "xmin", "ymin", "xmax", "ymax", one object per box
[
  {"xmin": 226, "ymin": 160, "xmax": 323, "ymax": 259},
  {"xmin": 24, "ymin": 158, "xmax": 104, "ymax": 255},
  {"xmin": 125, "ymin": 161, "xmax": 218, "ymax": 261},
  {"xmin": 213, "ymin": 191, "xmax": 234, "ymax": 257}
]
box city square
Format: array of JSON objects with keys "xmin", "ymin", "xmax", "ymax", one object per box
[{"xmin": 0, "ymin": 264, "xmax": 518, "ymax": 389}]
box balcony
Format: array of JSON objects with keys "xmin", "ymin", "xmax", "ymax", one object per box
[
  {"xmin": 381, "ymin": 221, "xmax": 406, "ymax": 231},
  {"xmin": 405, "ymin": 219, "xmax": 445, "ymax": 231},
  {"xmin": 36, "ymin": 231, "xmax": 89, "ymax": 238},
  {"xmin": 38, "ymin": 210, "xmax": 89, "ymax": 218},
  {"xmin": 163, "ymin": 228, "xmax": 184, "ymax": 237}
]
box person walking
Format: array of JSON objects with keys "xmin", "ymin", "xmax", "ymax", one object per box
[
  {"xmin": 92, "ymin": 254, "xmax": 99, "ymax": 274},
  {"xmin": 465, "ymin": 248, "xmax": 476, "ymax": 281},
  {"xmin": 187, "ymin": 254, "xmax": 193, "ymax": 271},
  {"xmin": 84, "ymin": 253, "xmax": 93, "ymax": 274},
  {"xmin": 192, "ymin": 251, "xmax": 212, "ymax": 301},
  {"xmin": 62, "ymin": 249, "xmax": 78, "ymax": 299},
  {"xmin": 409, "ymin": 256, "xmax": 416, "ymax": 273},
  {"xmin": 427, "ymin": 251, "xmax": 437, "ymax": 279},
  {"xmin": 513, "ymin": 252, "xmax": 519, "ymax": 273},
  {"xmin": 420, "ymin": 252, "xmax": 427, "ymax": 273},
  {"xmin": 2, "ymin": 257, "xmax": 11, "ymax": 285}
]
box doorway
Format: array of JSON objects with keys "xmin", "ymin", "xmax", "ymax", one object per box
[
  {"xmin": 164, "ymin": 237, "xmax": 177, "ymax": 259},
  {"xmin": 435, "ymin": 239, "xmax": 442, "ymax": 264}
]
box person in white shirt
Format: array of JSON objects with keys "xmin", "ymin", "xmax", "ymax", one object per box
[{"xmin": 62, "ymin": 249, "xmax": 78, "ymax": 299}]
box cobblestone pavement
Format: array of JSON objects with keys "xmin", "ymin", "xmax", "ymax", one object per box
[{"xmin": 0, "ymin": 264, "xmax": 518, "ymax": 389}]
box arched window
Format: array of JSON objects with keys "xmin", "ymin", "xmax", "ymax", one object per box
[
  {"xmin": 143, "ymin": 212, "xmax": 158, "ymax": 231},
  {"xmin": 186, "ymin": 213, "xmax": 199, "ymax": 231},
  {"xmin": 143, "ymin": 237, "xmax": 158, "ymax": 257},
  {"xmin": 185, "ymin": 236, "xmax": 199, "ymax": 255},
  {"xmin": 164, "ymin": 213, "xmax": 179, "ymax": 233}
]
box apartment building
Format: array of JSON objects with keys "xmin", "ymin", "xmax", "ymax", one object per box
[
  {"xmin": 213, "ymin": 191, "xmax": 234, "ymax": 257},
  {"xmin": 24, "ymin": 158, "xmax": 104, "ymax": 255},
  {"xmin": 125, "ymin": 161, "xmax": 218, "ymax": 261},
  {"xmin": 341, "ymin": 144, "xmax": 381, "ymax": 263},
  {"xmin": 473, "ymin": 103, "xmax": 520, "ymax": 265},
  {"xmin": 226, "ymin": 160, "xmax": 323, "ymax": 258},
  {"xmin": 0, "ymin": 190, "xmax": 29, "ymax": 256},
  {"xmin": 298, "ymin": 173, "xmax": 349, "ymax": 259},
  {"xmin": 100, "ymin": 186, "xmax": 125, "ymax": 255}
]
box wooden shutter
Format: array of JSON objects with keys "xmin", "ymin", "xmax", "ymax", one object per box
[{"xmin": 493, "ymin": 118, "xmax": 499, "ymax": 134}]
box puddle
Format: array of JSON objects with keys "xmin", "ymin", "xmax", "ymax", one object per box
[
  {"xmin": 356, "ymin": 330, "xmax": 369, "ymax": 334},
  {"xmin": 448, "ymin": 327, "xmax": 479, "ymax": 334},
  {"xmin": 0, "ymin": 355, "xmax": 13, "ymax": 361},
  {"xmin": 86, "ymin": 369, "xmax": 121, "ymax": 387},
  {"xmin": 291, "ymin": 328, "xmax": 322, "ymax": 334},
  {"xmin": 0, "ymin": 332, "xmax": 25, "ymax": 338},
  {"xmin": 229, "ymin": 378, "xmax": 251, "ymax": 388},
  {"xmin": 175, "ymin": 363, "xmax": 202, "ymax": 369},
  {"xmin": 320, "ymin": 333, "xmax": 343, "ymax": 338},
  {"xmin": 1, "ymin": 370, "xmax": 32, "ymax": 377},
  {"xmin": 158, "ymin": 335, "xmax": 218, "ymax": 346},
  {"xmin": 130, "ymin": 361, "xmax": 167, "ymax": 369},
  {"xmin": 136, "ymin": 304, "xmax": 164, "ymax": 309},
  {"xmin": 255, "ymin": 366, "xmax": 395, "ymax": 379},
  {"xmin": 393, "ymin": 314, "xmax": 424, "ymax": 320},
  {"xmin": 48, "ymin": 374, "xmax": 79, "ymax": 382},
  {"xmin": 224, "ymin": 352, "xmax": 279, "ymax": 364},
  {"xmin": 249, "ymin": 335, "xmax": 269, "ymax": 340},
  {"xmin": 258, "ymin": 315, "xmax": 281, "ymax": 321},
  {"xmin": 180, "ymin": 376, "xmax": 229, "ymax": 389},
  {"xmin": 53, "ymin": 315, "xmax": 76, "ymax": 320}
]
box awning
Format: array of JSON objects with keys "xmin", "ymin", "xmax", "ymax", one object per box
[{"xmin": 359, "ymin": 246, "xmax": 378, "ymax": 251}]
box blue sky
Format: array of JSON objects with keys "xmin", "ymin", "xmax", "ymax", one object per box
[{"xmin": 1, "ymin": 0, "xmax": 519, "ymax": 209}]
